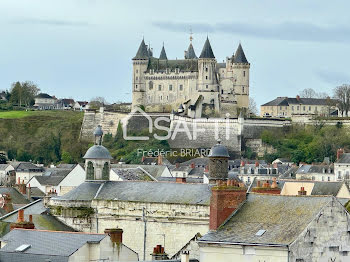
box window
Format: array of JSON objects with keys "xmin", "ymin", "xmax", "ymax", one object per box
[
  {"xmin": 169, "ymin": 85, "xmax": 172, "ymax": 91},
  {"xmin": 205, "ymin": 67, "xmax": 208, "ymax": 72},
  {"xmin": 303, "ymin": 106, "xmax": 306, "ymax": 111},
  {"xmin": 86, "ymin": 162, "xmax": 94, "ymax": 180},
  {"xmin": 179, "ymin": 85, "xmax": 183, "ymax": 91},
  {"xmin": 158, "ymin": 85, "xmax": 162, "ymax": 91},
  {"xmin": 149, "ymin": 81, "xmax": 153, "ymax": 90},
  {"xmin": 206, "ymin": 76, "xmax": 208, "ymax": 80},
  {"xmin": 136, "ymin": 69, "xmax": 138, "ymax": 73},
  {"xmin": 328, "ymin": 177, "xmax": 330, "ymax": 181},
  {"xmin": 166, "ymin": 96, "xmax": 169, "ymax": 101},
  {"xmin": 243, "ymin": 71, "xmax": 246, "ymax": 77},
  {"xmin": 221, "ymin": 90, "xmax": 224, "ymax": 94},
  {"xmin": 102, "ymin": 162, "xmax": 109, "ymax": 180},
  {"xmin": 280, "ymin": 106, "xmax": 282, "ymax": 110},
  {"xmin": 242, "ymin": 87, "xmax": 245, "ymax": 93},
  {"xmin": 136, "ymin": 76, "xmax": 138, "ymax": 80},
  {"xmin": 206, "ymin": 85, "xmax": 209, "ymax": 89},
  {"xmin": 292, "ymin": 106, "xmax": 294, "ymax": 111},
  {"xmin": 297, "ymin": 106, "xmax": 299, "ymax": 110},
  {"xmin": 322, "ymin": 176, "xmax": 324, "ymax": 181},
  {"xmin": 160, "ymin": 96, "xmax": 162, "ymax": 100},
  {"xmin": 309, "ymin": 106, "xmax": 311, "ymax": 111},
  {"xmin": 135, "ymin": 85, "xmax": 138, "ymax": 89}
]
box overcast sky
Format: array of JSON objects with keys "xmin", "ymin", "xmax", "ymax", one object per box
[{"xmin": 1, "ymin": 0, "xmax": 349, "ymax": 106}]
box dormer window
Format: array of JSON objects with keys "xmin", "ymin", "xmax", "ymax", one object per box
[
  {"xmin": 166, "ymin": 68, "xmax": 170, "ymax": 74},
  {"xmin": 175, "ymin": 68, "xmax": 180, "ymax": 74}
]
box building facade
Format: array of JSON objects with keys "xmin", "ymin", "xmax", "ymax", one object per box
[
  {"xmin": 260, "ymin": 96, "xmax": 337, "ymax": 118},
  {"xmin": 132, "ymin": 36, "xmax": 250, "ymax": 117}
]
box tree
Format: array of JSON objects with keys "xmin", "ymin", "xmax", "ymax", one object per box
[
  {"xmin": 0, "ymin": 154, "xmax": 7, "ymax": 164},
  {"xmin": 89, "ymin": 97, "xmax": 108, "ymax": 110},
  {"xmin": 299, "ymin": 88, "xmax": 329, "ymax": 99},
  {"xmin": 248, "ymin": 97, "xmax": 258, "ymax": 117},
  {"xmin": 9, "ymin": 81, "xmax": 40, "ymax": 107},
  {"xmin": 333, "ymin": 84, "xmax": 350, "ymax": 117}
]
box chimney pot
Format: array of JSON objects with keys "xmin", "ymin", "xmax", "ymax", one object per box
[
  {"xmin": 190, "ymin": 162, "xmax": 195, "ymax": 169},
  {"xmin": 29, "ymin": 214, "xmax": 33, "ymax": 223},
  {"xmin": 257, "ymin": 180, "xmax": 261, "ymax": 187},
  {"xmin": 176, "ymin": 162, "xmax": 180, "ymax": 168},
  {"xmin": 181, "ymin": 251, "xmax": 190, "ymax": 262},
  {"xmin": 18, "ymin": 209, "xmax": 24, "ymax": 222},
  {"xmin": 104, "ymin": 228, "xmax": 123, "ymax": 244}
]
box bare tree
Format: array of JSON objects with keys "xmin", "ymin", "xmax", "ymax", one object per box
[
  {"xmin": 333, "ymin": 84, "xmax": 350, "ymax": 117},
  {"xmin": 248, "ymin": 97, "xmax": 258, "ymax": 117},
  {"xmin": 299, "ymin": 88, "xmax": 318, "ymax": 98},
  {"xmin": 89, "ymin": 96, "xmax": 109, "ymax": 110}
]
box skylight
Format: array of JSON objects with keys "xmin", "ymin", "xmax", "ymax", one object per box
[
  {"xmin": 255, "ymin": 229, "xmax": 266, "ymax": 236},
  {"xmin": 15, "ymin": 244, "xmax": 31, "ymax": 252}
]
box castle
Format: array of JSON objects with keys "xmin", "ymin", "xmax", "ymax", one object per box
[{"xmin": 132, "ymin": 36, "xmax": 250, "ymax": 117}]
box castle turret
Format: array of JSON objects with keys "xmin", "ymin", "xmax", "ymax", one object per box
[
  {"xmin": 132, "ymin": 39, "xmax": 149, "ymax": 109},
  {"xmin": 208, "ymin": 140, "xmax": 229, "ymax": 183},
  {"xmin": 232, "ymin": 43, "xmax": 250, "ymax": 109},
  {"xmin": 159, "ymin": 44, "xmax": 167, "ymax": 60},
  {"xmin": 198, "ymin": 37, "xmax": 219, "ymax": 110},
  {"xmin": 83, "ymin": 126, "xmax": 112, "ymax": 181}
]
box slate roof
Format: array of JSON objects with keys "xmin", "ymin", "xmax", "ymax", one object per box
[
  {"xmin": 199, "ymin": 194, "xmax": 333, "ymax": 245},
  {"xmin": 111, "ymin": 168, "xmax": 154, "ymax": 181},
  {"xmin": 15, "ymin": 162, "xmax": 43, "ymax": 172},
  {"xmin": 208, "ymin": 143, "xmax": 229, "ymax": 158},
  {"xmin": 337, "ymin": 153, "xmax": 350, "ymax": 164},
  {"xmin": 199, "ymin": 37, "xmax": 215, "ymax": 59},
  {"xmin": 157, "ymin": 177, "xmax": 204, "ymax": 183},
  {"xmin": 311, "ymin": 182, "xmax": 344, "ymax": 196},
  {"xmin": 0, "ymin": 187, "xmax": 29, "ymax": 205},
  {"xmin": 185, "ymin": 43, "xmax": 197, "ymax": 59},
  {"xmin": 181, "ymin": 157, "xmax": 209, "ymax": 167},
  {"xmin": 55, "ymin": 181, "xmax": 212, "ymax": 205},
  {"xmin": 35, "ymin": 93, "xmax": 53, "ymax": 99},
  {"xmin": 262, "ymin": 97, "xmax": 334, "ymax": 107},
  {"xmin": 147, "ymin": 57, "xmax": 198, "ymax": 72},
  {"xmin": 296, "ymin": 164, "xmax": 333, "ymax": 174},
  {"xmin": 0, "ymin": 164, "xmax": 9, "ymax": 171},
  {"xmin": 0, "ymin": 229, "xmax": 105, "ymax": 257},
  {"xmin": 159, "ymin": 45, "xmax": 168, "ymax": 60},
  {"xmin": 234, "ymin": 43, "xmax": 248, "ymax": 63},
  {"xmin": 133, "ymin": 39, "xmax": 149, "ymax": 59},
  {"xmin": 83, "ymin": 145, "xmax": 112, "ymax": 159},
  {"xmin": 0, "ymin": 252, "xmax": 68, "ymax": 262}
]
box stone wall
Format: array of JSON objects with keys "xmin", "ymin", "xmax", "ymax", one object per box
[{"xmin": 49, "ymin": 198, "xmax": 209, "ymax": 260}]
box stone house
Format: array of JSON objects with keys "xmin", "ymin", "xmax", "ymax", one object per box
[
  {"xmin": 260, "ymin": 96, "xmax": 337, "ymax": 118},
  {"xmin": 14, "ymin": 162, "xmax": 44, "ymax": 184},
  {"xmin": 199, "ymin": 193, "xmax": 350, "ymax": 262},
  {"xmin": 334, "ymin": 149, "xmax": 350, "ymax": 181},
  {"xmin": 0, "ymin": 228, "xmax": 138, "ymax": 261},
  {"xmin": 34, "ymin": 93, "xmax": 57, "ymax": 110},
  {"xmin": 0, "ymin": 164, "xmax": 14, "ymax": 185},
  {"xmin": 73, "ymin": 101, "xmax": 89, "ymax": 111},
  {"xmin": 295, "ymin": 164, "xmax": 335, "ymax": 181},
  {"xmin": 27, "ymin": 164, "xmax": 85, "ymax": 196}
]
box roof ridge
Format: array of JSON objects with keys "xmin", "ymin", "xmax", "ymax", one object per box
[{"xmin": 12, "ymin": 228, "xmax": 105, "ymax": 235}]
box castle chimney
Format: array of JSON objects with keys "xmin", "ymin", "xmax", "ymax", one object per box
[
  {"xmin": 298, "ymin": 187, "xmax": 307, "ymax": 196},
  {"xmin": 210, "ymin": 182, "xmax": 246, "ymax": 230},
  {"xmin": 181, "ymin": 251, "xmax": 190, "ymax": 262},
  {"xmin": 151, "ymin": 244, "xmax": 168, "ymax": 260},
  {"xmin": 104, "ymin": 228, "xmax": 123, "ymax": 245},
  {"xmin": 337, "ymin": 148, "xmax": 344, "ymax": 161}
]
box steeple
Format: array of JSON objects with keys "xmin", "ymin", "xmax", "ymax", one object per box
[
  {"xmin": 133, "ymin": 39, "xmax": 149, "ymax": 60},
  {"xmin": 185, "ymin": 29, "xmax": 197, "ymax": 59},
  {"xmin": 234, "ymin": 43, "xmax": 248, "ymax": 63},
  {"xmin": 159, "ymin": 44, "xmax": 167, "ymax": 60},
  {"xmin": 199, "ymin": 37, "xmax": 215, "ymax": 59}
]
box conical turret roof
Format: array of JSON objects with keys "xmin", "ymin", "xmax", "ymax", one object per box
[
  {"xmin": 185, "ymin": 43, "xmax": 197, "ymax": 59},
  {"xmin": 133, "ymin": 39, "xmax": 149, "ymax": 60},
  {"xmin": 159, "ymin": 45, "xmax": 167, "ymax": 60},
  {"xmin": 234, "ymin": 43, "xmax": 248, "ymax": 63},
  {"xmin": 199, "ymin": 37, "xmax": 215, "ymax": 59}
]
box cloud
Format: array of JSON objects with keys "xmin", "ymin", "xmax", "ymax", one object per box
[
  {"xmin": 315, "ymin": 69, "xmax": 350, "ymax": 85},
  {"xmin": 11, "ymin": 18, "xmax": 92, "ymax": 27},
  {"xmin": 152, "ymin": 21, "xmax": 350, "ymax": 43}
]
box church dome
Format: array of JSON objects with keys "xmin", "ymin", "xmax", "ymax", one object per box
[
  {"xmin": 83, "ymin": 145, "xmax": 112, "ymax": 159},
  {"xmin": 208, "ymin": 141, "xmax": 229, "ymax": 158}
]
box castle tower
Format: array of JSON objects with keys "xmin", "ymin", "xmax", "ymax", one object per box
[
  {"xmin": 83, "ymin": 125, "xmax": 112, "ymax": 181},
  {"xmin": 232, "ymin": 43, "xmax": 250, "ymax": 109},
  {"xmin": 184, "ymin": 32, "xmax": 197, "ymax": 59},
  {"xmin": 132, "ymin": 39, "xmax": 149, "ymax": 109},
  {"xmin": 208, "ymin": 140, "xmax": 230, "ymax": 183},
  {"xmin": 198, "ymin": 37, "xmax": 220, "ymax": 111},
  {"xmin": 159, "ymin": 43, "xmax": 167, "ymax": 60}
]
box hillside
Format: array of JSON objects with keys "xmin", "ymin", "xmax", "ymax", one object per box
[{"xmin": 0, "ymin": 111, "xmax": 89, "ymax": 164}]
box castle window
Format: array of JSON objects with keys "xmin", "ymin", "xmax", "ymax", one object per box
[
  {"xmin": 149, "ymin": 81, "xmax": 153, "ymax": 90},
  {"xmin": 206, "ymin": 76, "xmax": 208, "ymax": 80},
  {"xmin": 179, "ymin": 85, "xmax": 183, "ymax": 91},
  {"xmin": 297, "ymin": 106, "xmax": 299, "ymax": 110},
  {"xmin": 242, "ymin": 87, "xmax": 245, "ymax": 93},
  {"xmin": 86, "ymin": 161, "xmax": 94, "ymax": 180},
  {"xmin": 167, "ymin": 96, "xmax": 169, "ymax": 100},
  {"xmin": 221, "ymin": 90, "xmax": 224, "ymax": 94},
  {"xmin": 309, "ymin": 106, "xmax": 311, "ymax": 111},
  {"xmin": 135, "ymin": 85, "xmax": 138, "ymax": 89},
  {"xmin": 206, "ymin": 85, "xmax": 208, "ymax": 89},
  {"xmin": 303, "ymin": 106, "xmax": 306, "ymax": 111},
  {"xmin": 292, "ymin": 106, "xmax": 294, "ymax": 111},
  {"xmin": 136, "ymin": 76, "xmax": 138, "ymax": 80},
  {"xmin": 102, "ymin": 162, "xmax": 109, "ymax": 180},
  {"xmin": 160, "ymin": 96, "xmax": 162, "ymax": 100},
  {"xmin": 243, "ymin": 71, "xmax": 246, "ymax": 77},
  {"xmin": 205, "ymin": 67, "xmax": 208, "ymax": 72},
  {"xmin": 136, "ymin": 69, "xmax": 138, "ymax": 73},
  {"xmin": 169, "ymin": 85, "xmax": 173, "ymax": 91},
  {"xmin": 158, "ymin": 85, "xmax": 162, "ymax": 91}
]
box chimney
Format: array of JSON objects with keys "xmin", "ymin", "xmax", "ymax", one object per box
[
  {"xmin": 252, "ymin": 179, "xmax": 281, "ymax": 195},
  {"xmin": 298, "ymin": 187, "xmax": 307, "ymax": 196},
  {"xmin": 151, "ymin": 244, "xmax": 168, "ymax": 260},
  {"xmin": 176, "ymin": 177, "xmax": 186, "ymax": 183},
  {"xmin": 337, "ymin": 148, "xmax": 344, "ymax": 161},
  {"xmin": 273, "ymin": 163, "xmax": 278, "ymax": 169},
  {"xmin": 141, "ymin": 156, "xmax": 145, "ymax": 163},
  {"xmin": 181, "ymin": 251, "xmax": 190, "ymax": 262},
  {"xmin": 175, "ymin": 162, "xmax": 180, "ymax": 168},
  {"xmin": 157, "ymin": 155, "xmax": 163, "ymax": 165},
  {"xmin": 241, "ymin": 160, "xmax": 245, "ymax": 167},
  {"xmin": 3, "ymin": 194, "xmax": 14, "ymax": 213},
  {"xmin": 210, "ymin": 181, "xmax": 246, "ymax": 230},
  {"xmin": 257, "ymin": 180, "xmax": 261, "ymax": 187},
  {"xmin": 271, "ymin": 177, "xmax": 278, "ymax": 188},
  {"xmin": 296, "ymin": 95, "xmax": 300, "ymax": 101},
  {"xmin": 255, "ymin": 161, "xmax": 259, "ymax": 167},
  {"xmin": 190, "ymin": 162, "xmax": 195, "ymax": 169},
  {"xmin": 27, "ymin": 184, "xmax": 31, "ymax": 200},
  {"xmin": 204, "ymin": 165, "xmax": 209, "ymax": 172},
  {"xmin": 104, "ymin": 228, "xmax": 123, "ymax": 245},
  {"xmin": 10, "ymin": 209, "xmax": 35, "ymax": 230}
]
